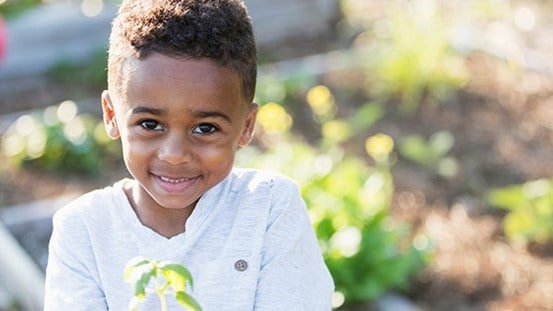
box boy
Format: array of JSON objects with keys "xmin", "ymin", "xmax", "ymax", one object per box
[{"xmin": 44, "ymin": 0, "xmax": 334, "ymax": 310}]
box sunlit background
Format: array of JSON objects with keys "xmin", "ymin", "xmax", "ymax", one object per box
[{"xmin": 0, "ymin": 0, "xmax": 552, "ymax": 310}]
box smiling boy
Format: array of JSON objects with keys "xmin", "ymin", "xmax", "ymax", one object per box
[
  {"xmin": 44, "ymin": 0, "xmax": 333, "ymax": 310},
  {"xmin": 103, "ymin": 55, "xmax": 256, "ymax": 238}
]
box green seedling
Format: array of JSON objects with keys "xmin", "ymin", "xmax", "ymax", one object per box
[{"xmin": 124, "ymin": 257, "xmax": 202, "ymax": 311}]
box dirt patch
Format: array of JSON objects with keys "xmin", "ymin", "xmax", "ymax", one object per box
[{"xmin": 386, "ymin": 52, "xmax": 553, "ymax": 310}]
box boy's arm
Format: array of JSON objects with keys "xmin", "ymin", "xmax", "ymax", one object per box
[
  {"xmin": 44, "ymin": 212, "xmax": 108, "ymax": 311},
  {"xmin": 254, "ymin": 181, "xmax": 334, "ymax": 310}
]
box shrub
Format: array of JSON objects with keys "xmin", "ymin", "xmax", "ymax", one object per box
[{"xmin": 0, "ymin": 100, "xmax": 120, "ymax": 176}]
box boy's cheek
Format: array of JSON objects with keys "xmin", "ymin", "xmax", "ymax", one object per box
[
  {"xmin": 125, "ymin": 137, "xmax": 153, "ymax": 152},
  {"xmin": 197, "ymin": 145, "xmax": 235, "ymax": 159}
]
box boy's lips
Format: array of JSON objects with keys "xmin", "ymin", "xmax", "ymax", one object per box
[{"xmin": 151, "ymin": 173, "xmax": 200, "ymax": 193}]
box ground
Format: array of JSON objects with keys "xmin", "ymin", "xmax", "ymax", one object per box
[
  {"xmin": 386, "ymin": 52, "xmax": 553, "ymax": 310},
  {"xmin": 1, "ymin": 47, "xmax": 553, "ymax": 311}
]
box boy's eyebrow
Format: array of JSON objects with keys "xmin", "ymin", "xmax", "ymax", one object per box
[
  {"xmin": 192, "ymin": 110, "xmax": 232, "ymax": 124},
  {"xmin": 130, "ymin": 107, "xmax": 165, "ymax": 115},
  {"xmin": 130, "ymin": 107, "xmax": 232, "ymax": 123}
]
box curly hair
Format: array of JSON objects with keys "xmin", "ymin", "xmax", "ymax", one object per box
[{"xmin": 107, "ymin": 0, "xmax": 257, "ymax": 103}]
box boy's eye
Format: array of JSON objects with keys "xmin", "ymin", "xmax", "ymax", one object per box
[
  {"xmin": 193, "ymin": 124, "xmax": 217, "ymax": 134},
  {"xmin": 140, "ymin": 120, "xmax": 163, "ymax": 131}
]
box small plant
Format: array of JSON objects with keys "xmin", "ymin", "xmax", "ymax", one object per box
[
  {"xmin": 397, "ymin": 130, "xmax": 458, "ymax": 178},
  {"xmin": 124, "ymin": 257, "xmax": 202, "ymax": 311},
  {"xmin": 488, "ymin": 178, "xmax": 553, "ymax": 245}
]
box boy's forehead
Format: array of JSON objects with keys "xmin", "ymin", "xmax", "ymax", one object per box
[
  {"xmin": 115, "ymin": 53, "xmax": 247, "ymax": 102},
  {"xmin": 112, "ymin": 53, "xmax": 249, "ymax": 109},
  {"xmin": 131, "ymin": 54, "xmax": 238, "ymax": 85}
]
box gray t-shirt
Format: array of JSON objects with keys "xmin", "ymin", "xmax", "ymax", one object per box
[{"xmin": 44, "ymin": 168, "xmax": 334, "ymax": 310}]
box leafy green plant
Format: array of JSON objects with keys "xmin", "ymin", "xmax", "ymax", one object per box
[
  {"xmin": 0, "ymin": 100, "xmax": 120, "ymax": 175},
  {"xmin": 488, "ymin": 178, "xmax": 553, "ymax": 244},
  {"xmin": 124, "ymin": 257, "xmax": 201, "ymax": 311},
  {"xmin": 397, "ymin": 130, "xmax": 458, "ymax": 178}
]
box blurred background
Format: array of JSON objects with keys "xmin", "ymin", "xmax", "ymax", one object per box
[{"xmin": 0, "ymin": 0, "xmax": 552, "ymax": 310}]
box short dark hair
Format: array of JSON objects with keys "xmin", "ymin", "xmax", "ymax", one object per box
[{"xmin": 107, "ymin": 0, "xmax": 257, "ymax": 102}]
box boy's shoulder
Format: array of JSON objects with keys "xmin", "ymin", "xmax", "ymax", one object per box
[
  {"xmin": 52, "ymin": 179, "xmax": 126, "ymax": 224},
  {"xmin": 229, "ymin": 168, "xmax": 297, "ymax": 190}
]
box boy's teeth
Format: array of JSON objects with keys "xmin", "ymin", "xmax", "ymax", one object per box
[{"xmin": 160, "ymin": 176, "xmax": 186, "ymax": 183}]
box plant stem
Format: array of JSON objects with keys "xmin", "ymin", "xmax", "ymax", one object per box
[{"xmin": 157, "ymin": 290, "xmax": 167, "ymax": 311}]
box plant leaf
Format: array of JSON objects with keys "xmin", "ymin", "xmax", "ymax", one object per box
[
  {"xmin": 134, "ymin": 269, "xmax": 154, "ymax": 299},
  {"xmin": 159, "ymin": 262, "xmax": 194, "ymax": 291},
  {"xmin": 429, "ymin": 131, "xmax": 454, "ymax": 156},
  {"xmin": 349, "ymin": 102, "xmax": 385, "ymax": 132},
  {"xmin": 398, "ymin": 135, "xmax": 432, "ymax": 165},
  {"xmin": 123, "ymin": 256, "xmax": 150, "ymax": 281},
  {"xmin": 175, "ymin": 291, "xmax": 202, "ymax": 311},
  {"xmin": 487, "ymin": 185, "xmax": 526, "ymax": 209}
]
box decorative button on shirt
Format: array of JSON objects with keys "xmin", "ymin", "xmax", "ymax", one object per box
[{"xmin": 234, "ymin": 259, "xmax": 248, "ymax": 272}]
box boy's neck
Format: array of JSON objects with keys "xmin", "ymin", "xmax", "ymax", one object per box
[{"xmin": 122, "ymin": 179, "xmax": 195, "ymax": 238}]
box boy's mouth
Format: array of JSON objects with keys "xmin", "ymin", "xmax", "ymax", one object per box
[
  {"xmin": 151, "ymin": 173, "xmax": 199, "ymax": 192},
  {"xmin": 159, "ymin": 176, "xmax": 193, "ymax": 183}
]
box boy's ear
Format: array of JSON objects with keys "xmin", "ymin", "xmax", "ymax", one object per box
[
  {"xmin": 101, "ymin": 90, "xmax": 121, "ymax": 139},
  {"xmin": 238, "ymin": 103, "xmax": 258, "ymax": 148}
]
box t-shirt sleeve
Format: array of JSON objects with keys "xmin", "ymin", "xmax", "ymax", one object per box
[
  {"xmin": 253, "ymin": 179, "xmax": 334, "ymax": 310},
  {"xmin": 44, "ymin": 208, "xmax": 108, "ymax": 311}
]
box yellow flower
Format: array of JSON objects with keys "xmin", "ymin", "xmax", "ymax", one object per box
[
  {"xmin": 365, "ymin": 133, "xmax": 394, "ymax": 160},
  {"xmin": 306, "ymin": 85, "xmax": 335, "ymax": 118},
  {"xmin": 257, "ymin": 102, "xmax": 293, "ymax": 134}
]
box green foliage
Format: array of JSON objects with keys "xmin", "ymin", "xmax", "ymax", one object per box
[
  {"xmin": 309, "ymin": 155, "xmax": 426, "ymax": 304},
  {"xmin": 51, "ymin": 49, "xmax": 108, "ymax": 89},
  {"xmin": 397, "ymin": 130, "xmax": 458, "ymax": 178},
  {"xmin": 364, "ymin": 2, "xmax": 468, "ymax": 112},
  {"xmin": 0, "ymin": 0, "xmax": 43, "ymax": 19},
  {"xmin": 0, "ymin": 100, "xmax": 120, "ymax": 176},
  {"xmin": 124, "ymin": 257, "xmax": 201, "ymax": 311},
  {"xmin": 488, "ymin": 179, "xmax": 553, "ymax": 244}
]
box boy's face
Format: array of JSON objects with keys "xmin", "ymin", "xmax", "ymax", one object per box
[{"xmin": 102, "ymin": 54, "xmax": 257, "ymax": 214}]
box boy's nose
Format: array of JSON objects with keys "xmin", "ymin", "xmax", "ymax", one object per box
[{"xmin": 157, "ymin": 133, "xmax": 193, "ymax": 165}]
